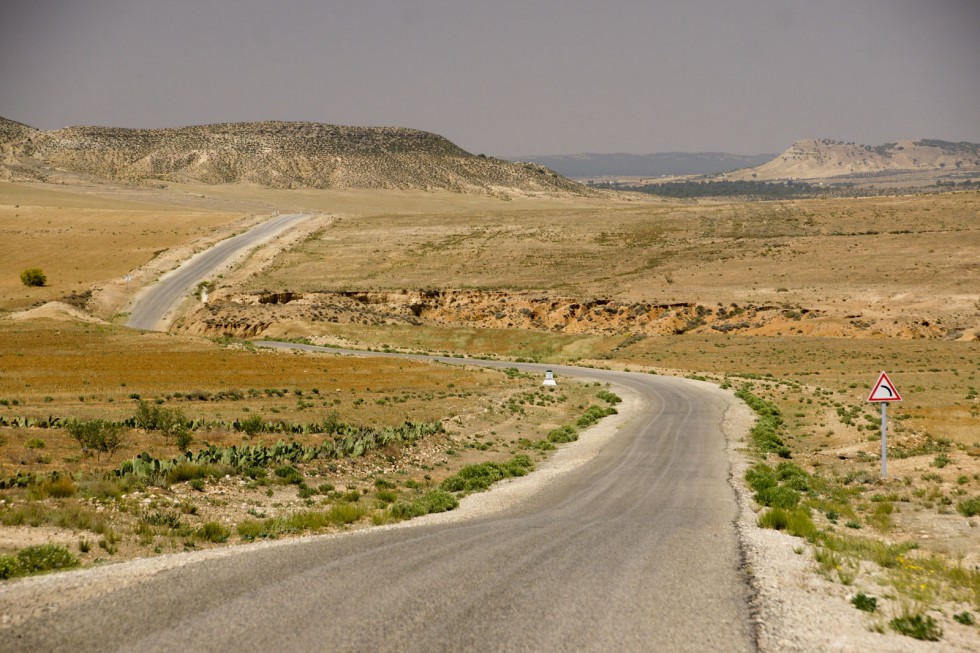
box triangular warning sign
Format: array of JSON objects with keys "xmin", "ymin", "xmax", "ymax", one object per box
[{"xmin": 868, "ymin": 371, "xmax": 902, "ymax": 402}]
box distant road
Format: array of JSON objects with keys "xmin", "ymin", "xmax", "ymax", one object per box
[
  {"xmin": 125, "ymin": 213, "xmax": 310, "ymax": 331},
  {"xmin": 1, "ymin": 345, "xmax": 755, "ymax": 652}
]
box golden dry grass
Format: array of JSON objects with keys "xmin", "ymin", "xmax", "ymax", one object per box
[
  {"xmin": 0, "ymin": 319, "xmax": 596, "ymax": 479},
  {"xmin": 0, "ymin": 182, "xmax": 244, "ymax": 310},
  {"xmin": 245, "ymin": 191, "xmax": 980, "ymax": 329}
]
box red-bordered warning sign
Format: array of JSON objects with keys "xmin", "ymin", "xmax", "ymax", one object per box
[{"xmin": 868, "ymin": 371, "xmax": 902, "ymax": 402}]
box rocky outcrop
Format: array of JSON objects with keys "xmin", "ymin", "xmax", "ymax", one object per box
[{"xmin": 0, "ymin": 117, "xmax": 593, "ymax": 195}]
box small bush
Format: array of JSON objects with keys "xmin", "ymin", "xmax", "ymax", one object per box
[
  {"xmin": 547, "ymin": 425, "xmax": 578, "ymax": 444},
  {"xmin": 26, "ymin": 438, "xmax": 45, "ymax": 449},
  {"xmin": 758, "ymin": 507, "xmax": 817, "ymax": 540},
  {"xmin": 851, "ymin": 593, "xmax": 877, "ymax": 612},
  {"xmin": 15, "ymin": 544, "xmax": 79, "ymax": 576},
  {"xmin": 596, "ymin": 390, "xmax": 622, "ymax": 405},
  {"xmin": 754, "ymin": 485, "xmax": 801, "ymax": 509},
  {"xmin": 43, "ymin": 476, "xmax": 77, "ymax": 498},
  {"xmin": 238, "ymin": 414, "xmax": 265, "ymax": 437},
  {"xmin": 275, "ymin": 465, "xmax": 304, "ymax": 485},
  {"xmin": 0, "ymin": 555, "xmax": 20, "ymax": 579},
  {"xmin": 440, "ymin": 456, "xmax": 533, "ymax": 494},
  {"xmin": 375, "ymin": 490, "xmax": 398, "ymax": 504},
  {"xmin": 237, "ymin": 519, "xmax": 265, "ymax": 542},
  {"xmin": 889, "ymin": 613, "xmax": 942, "ymax": 641},
  {"xmin": 576, "ymin": 405, "xmax": 616, "ymax": 428},
  {"xmin": 66, "ymin": 419, "xmax": 123, "ymax": 459},
  {"xmin": 196, "ymin": 522, "xmax": 230, "ymax": 543},
  {"xmin": 956, "ymin": 497, "xmax": 980, "ymax": 517},
  {"xmin": 390, "ymin": 490, "xmax": 459, "ymax": 519},
  {"xmin": 20, "ymin": 268, "xmax": 46, "ymax": 287},
  {"xmin": 952, "ymin": 611, "xmax": 975, "ymax": 626}
]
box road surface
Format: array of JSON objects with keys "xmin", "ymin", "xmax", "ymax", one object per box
[
  {"xmin": 125, "ymin": 213, "xmax": 311, "ymax": 331},
  {"xmin": 0, "ymin": 348, "xmax": 755, "ymax": 652}
]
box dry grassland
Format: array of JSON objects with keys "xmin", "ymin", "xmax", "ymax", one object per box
[
  {"xmin": 1, "ymin": 179, "xmax": 978, "ymax": 632},
  {"xmin": 245, "ymin": 192, "xmax": 980, "ymax": 330},
  {"xmin": 0, "ymin": 320, "xmax": 568, "ymax": 466},
  {"xmin": 0, "ymin": 182, "xmax": 245, "ymax": 311},
  {"xmin": 0, "ymin": 319, "xmax": 604, "ymax": 563}
]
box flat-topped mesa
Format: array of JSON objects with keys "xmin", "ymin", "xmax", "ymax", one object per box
[{"xmin": 0, "ymin": 117, "xmax": 593, "ymax": 195}]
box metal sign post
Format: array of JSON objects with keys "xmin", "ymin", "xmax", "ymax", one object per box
[{"xmin": 867, "ymin": 371, "xmax": 902, "ymax": 480}]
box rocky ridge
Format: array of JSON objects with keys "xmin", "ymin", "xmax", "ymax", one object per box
[
  {"xmin": 724, "ymin": 138, "xmax": 980, "ymax": 182},
  {"xmin": 0, "ymin": 117, "xmax": 591, "ymax": 195}
]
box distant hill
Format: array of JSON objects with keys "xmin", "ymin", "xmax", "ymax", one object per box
[
  {"xmin": 723, "ymin": 138, "xmax": 980, "ymax": 182},
  {"xmin": 506, "ymin": 151, "xmax": 775, "ymax": 179},
  {"xmin": 0, "ymin": 117, "xmax": 592, "ymax": 196}
]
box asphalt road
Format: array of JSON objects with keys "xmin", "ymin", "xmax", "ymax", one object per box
[
  {"xmin": 125, "ymin": 213, "xmax": 311, "ymax": 331},
  {"xmin": 1, "ymin": 349, "xmax": 755, "ymax": 652}
]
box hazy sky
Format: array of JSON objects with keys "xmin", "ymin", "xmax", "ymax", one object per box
[{"xmin": 1, "ymin": 0, "xmax": 977, "ymax": 155}]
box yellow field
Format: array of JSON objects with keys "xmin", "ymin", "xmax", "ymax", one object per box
[
  {"xmin": 0, "ymin": 182, "xmax": 245, "ymax": 310},
  {"xmin": 244, "ymin": 191, "xmax": 980, "ymax": 330}
]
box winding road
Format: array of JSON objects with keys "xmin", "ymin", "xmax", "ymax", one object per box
[
  {"xmin": 2, "ymin": 215, "xmax": 756, "ymax": 651},
  {"xmin": 126, "ymin": 212, "xmax": 311, "ymax": 331},
  {"xmin": 1, "ymin": 353, "xmax": 754, "ymax": 652}
]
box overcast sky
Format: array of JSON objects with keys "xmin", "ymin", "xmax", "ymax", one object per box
[{"xmin": 1, "ymin": 0, "xmax": 977, "ymax": 156}]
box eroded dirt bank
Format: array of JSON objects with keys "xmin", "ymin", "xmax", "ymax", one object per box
[{"xmin": 174, "ymin": 288, "xmax": 969, "ymax": 341}]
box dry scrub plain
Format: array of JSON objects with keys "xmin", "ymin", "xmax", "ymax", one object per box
[
  {"xmin": 1, "ymin": 179, "xmax": 978, "ymax": 644},
  {"xmin": 0, "ymin": 319, "xmax": 604, "ymax": 564}
]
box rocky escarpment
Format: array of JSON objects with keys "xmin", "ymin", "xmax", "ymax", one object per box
[
  {"xmin": 174, "ymin": 289, "xmax": 961, "ymax": 341},
  {"xmin": 0, "ymin": 117, "xmax": 593, "ymax": 195}
]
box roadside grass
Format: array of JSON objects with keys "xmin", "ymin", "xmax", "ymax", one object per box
[
  {"xmin": 0, "ymin": 543, "xmax": 79, "ymax": 579},
  {"xmin": 737, "ymin": 384, "xmax": 980, "ymax": 641}
]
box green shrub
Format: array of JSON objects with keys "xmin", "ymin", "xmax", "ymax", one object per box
[
  {"xmin": 576, "ymin": 405, "xmax": 617, "ymax": 428},
  {"xmin": 325, "ymin": 503, "xmax": 365, "ymax": 525},
  {"xmin": 20, "ymin": 268, "xmax": 46, "ymax": 287},
  {"xmin": 375, "ymin": 490, "xmax": 398, "ymax": 504},
  {"xmin": 440, "ymin": 455, "xmax": 534, "ymax": 493},
  {"xmin": 26, "ymin": 438, "xmax": 45, "ymax": 449},
  {"xmin": 889, "ymin": 613, "xmax": 942, "ymax": 641},
  {"xmin": 196, "ymin": 522, "xmax": 230, "ymax": 543},
  {"xmin": 390, "ymin": 490, "xmax": 459, "ymax": 519},
  {"xmin": 166, "ymin": 463, "xmax": 208, "ymax": 484},
  {"xmin": 952, "ymin": 611, "xmax": 974, "ymax": 626},
  {"xmin": 274, "ymin": 465, "xmax": 303, "ymax": 485},
  {"xmin": 15, "ymin": 544, "xmax": 79, "ymax": 575},
  {"xmin": 547, "ymin": 425, "xmax": 578, "ymax": 444},
  {"xmin": 237, "ymin": 519, "xmax": 265, "ymax": 542},
  {"xmin": 745, "ymin": 464, "xmax": 777, "ymax": 492},
  {"xmin": 596, "ymin": 390, "xmax": 622, "ymax": 405},
  {"xmin": 956, "ymin": 497, "xmax": 980, "ymax": 517},
  {"xmin": 754, "ymin": 485, "xmax": 801, "ymax": 509},
  {"xmin": 238, "ymin": 414, "xmax": 265, "ymax": 437},
  {"xmin": 758, "ymin": 507, "xmax": 816, "ymax": 540},
  {"xmin": 736, "ymin": 386, "xmax": 791, "ymax": 457},
  {"xmin": 0, "ymin": 555, "xmax": 21, "ymax": 579},
  {"xmin": 66, "ymin": 419, "xmax": 123, "ymax": 459},
  {"xmin": 134, "ymin": 401, "xmax": 189, "ymax": 444},
  {"xmin": 851, "ymin": 593, "xmax": 877, "ymax": 612}
]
